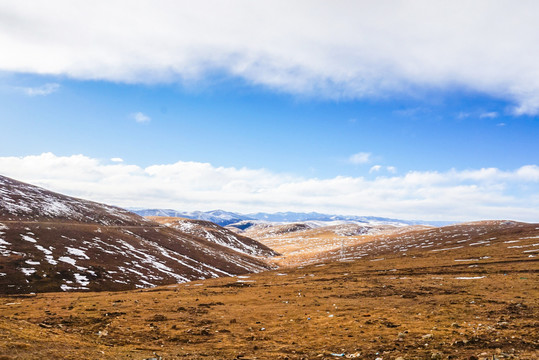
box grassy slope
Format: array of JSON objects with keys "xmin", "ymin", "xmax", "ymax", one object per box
[{"xmin": 0, "ymin": 223, "xmax": 538, "ymax": 359}]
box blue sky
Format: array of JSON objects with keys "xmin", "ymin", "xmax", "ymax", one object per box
[
  {"xmin": 0, "ymin": 1, "xmax": 538, "ymax": 221},
  {"xmin": 2, "ymin": 74, "xmax": 536, "ymax": 177}
]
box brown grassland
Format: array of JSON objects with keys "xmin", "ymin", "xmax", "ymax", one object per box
[{"xmin": 0, "ymin": 223, "xmax": 538, "ymax": 359}]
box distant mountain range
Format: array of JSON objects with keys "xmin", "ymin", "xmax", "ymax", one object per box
[
  {"xmin": 129, "ymin": 208, "xmax": 453, "ymax": 227},
  {"xmin": 132, "ymin": 209, "xmax": 252, "ymax": 226}
]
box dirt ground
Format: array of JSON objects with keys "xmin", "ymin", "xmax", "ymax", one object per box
[{"xmin": 0, "ymin": 226, "xmax": 538, "ymax": 359}]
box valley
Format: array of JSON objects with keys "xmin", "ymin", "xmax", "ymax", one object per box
[
  {"xmin": 1, "ymin": 219, "xmax": 538, "ymax": 359},
  {"xmin": 0, "ymin": 176, "xmax": 537, "ymax": 359}
]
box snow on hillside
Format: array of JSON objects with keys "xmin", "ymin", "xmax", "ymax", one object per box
[
  {"xmin": 0, "ymin": 175, "xmax": 147, "ymax": 226},
  {"xmin": 0, "ymin": 175, "xmax": 273, "ymax": 294},
  {"xmin": 148, "ymin": 217, "xmax": 278, "ymax": 257},
  {"xmin": 304, "ymin": 220, "xmax": 539, "ymax": 266}
]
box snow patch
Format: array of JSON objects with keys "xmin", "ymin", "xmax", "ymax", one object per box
[
  {"xmin": 431, "ymin": 246, "xmax": 463, "ymax": 252},
  {"xmin": 35, "ymin": 244, "xmax": 52, "ymax": 255},
  {"xmin": 20, "ymin": 268, "xmax": 36, "ymax": 276},
  {"xmin": 21, "ymin": 234, "xmax": 37, "ymax": 243},
  {"xmin": 66, "ymin": 247, "xmax": 90, "ymax": 259},
  {"xmin": 58, "ymin": 256, "xmax": 77, "ymax": 266},
  {"xmin": 74, "ymin": 273, "xmax": 90, "ymax": 286}
]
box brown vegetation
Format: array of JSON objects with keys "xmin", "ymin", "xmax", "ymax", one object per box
[{"xmin": 1, "ymin": 221, "xmax": 537, "ymax": 359}]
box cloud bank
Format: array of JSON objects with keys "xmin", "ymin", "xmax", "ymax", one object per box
[
  {"xmin": 0, "ymin": 153, "xmax": 538, "ymax": 222},
  {"xmin": 1, "ymin": 1, "xmax": 539, "ymax": 114}
]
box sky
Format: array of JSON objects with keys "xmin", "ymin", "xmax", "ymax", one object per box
[{"xmin": 0, "ymin": 1, "xmax": 538, "ymax": 222}]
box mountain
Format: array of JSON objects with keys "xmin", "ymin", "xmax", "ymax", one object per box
[
  {"xmin": 127, "ymin": 208, "xmax": 187, "ymax": 218},
  {"xmin": 0, "ymin": 175, "xmax": 273, "ymax": 294},
  {"xmin": 246, "ymin": 211, "xmax": 451, "ymax": 227},
  {"xmin": 237, "ymin": 221, "xmax": 405, "ymax": 266},
  {"xmin": 147, "ymin": 216, "xmax": 278, "ymax": 257},
  {"xmin": 313, "ymin": 219, "xmax": 539, "ymax": 265},
  {"xmin": 182, "ymin": 210, "xmax": 254, "ymax": 226},
  {"xmin": 131, "ymin": 209, "xmax": 253, "ymax": 226},
  {"xmin": 251, "ymin": 218, "xmax": 539, "ymax": 267},
  {"xmin": 131, "ymin": 208, "xmax": 452, "ymax": 228}
]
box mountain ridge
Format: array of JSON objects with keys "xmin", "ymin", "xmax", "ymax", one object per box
[
  {"xmin": 129, "ymin": 208, "xmax": 454, "ymax": 227},
  {"xmin": 0, "ymin": 175, "xmax": 273, "ymax": 294}
]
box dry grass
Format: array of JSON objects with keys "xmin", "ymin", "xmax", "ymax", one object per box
[{"xmin": 1, "ymin": 225, "xmax": 537, "ymax": 359}]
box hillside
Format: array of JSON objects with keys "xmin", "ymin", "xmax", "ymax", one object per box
[
  {"xmin": 146, "ymin": 216, "xmax": 278, "ymax": 257},
  {"xmin": 244, "ymin": 220, "xmax": 538, "ymax": 269},
  {"xmin": 312, "ymin": 220, "xmax": 539, "ymax": 265},
  {"xmin": 0, "ymin": 219, "xmax": 537, "ymax": 359},
  {"xmin": 0, "ymin": 175, "xmax": 148, "ymax": 226},
  {"xmin": 238, "ymin": 221, "xmax": 404, "ymax": 267},
  {"xmin": 0, "ymin": 175, "xmax": 272, "ymax": 294}
]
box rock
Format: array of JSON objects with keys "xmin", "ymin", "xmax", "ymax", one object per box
[
  {"xmin": 422, "ymin": 333, "xmax": 433, "ymax": 340},
  {"xmin": 143, "ymin": 352, "xmax": 162, "ymax": 360},
  {"xmin": 147, "ymin": 314, "xmax": 167, "ymax": 322},
  {"xmin": 431, "ymin": 352, "xmax": 442, "ymax": 360}
]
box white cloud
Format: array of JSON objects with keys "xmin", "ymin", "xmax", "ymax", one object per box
[
  {"xmin": 1, "ymin": 2, "xmax": 539, "ymax": 114},
  {"xmin": 0, "ymin": 153, "xmax": 538, "ymax": 222},
  {"xmin": 370, "ymin": 165, "xmax": 396, "ymax": 174},
  {"xmin": 110, "ymin": 157, "xmax": 123, "ymax": 162},
  {"xmin": 516, "ymin": 165, "xmax": 539, "ymax": 182},
  {"xmin": 349, "ymin": 152, "xmax": 371, "ymax": 165},
  {"xmin": 18, "ymin": 83, "xmax": 60, "ymax": 96},
  {"xmin": 479, "ymin": 111, "xmax": 498, "ymax": 119},
  {"xmin": 132, "ymin": 112, "xmax": 151, "ymax": 123}
]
